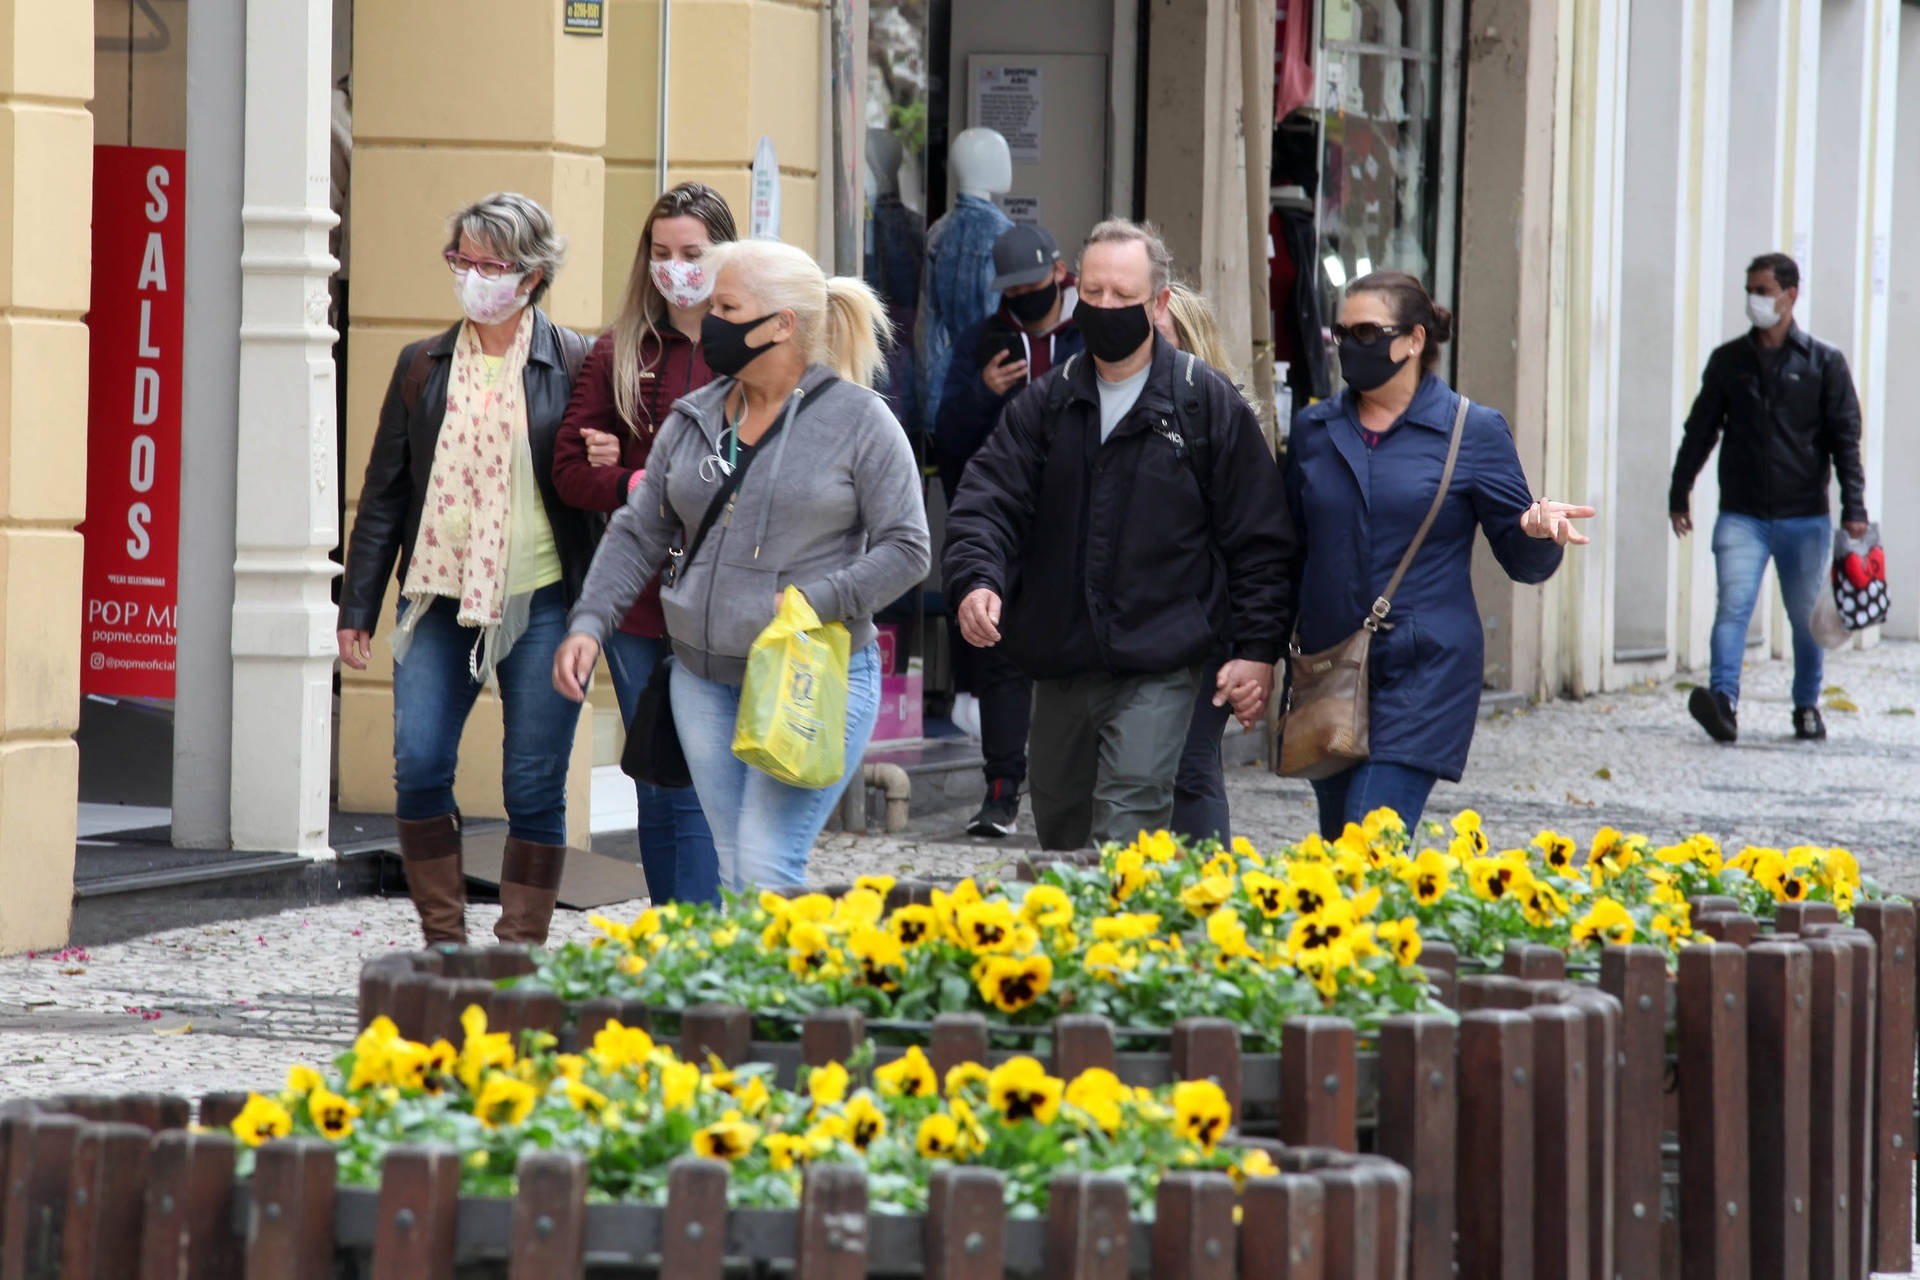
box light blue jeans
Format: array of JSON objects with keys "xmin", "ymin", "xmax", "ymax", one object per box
[
  {"xmin": 604, "ymin": 632, "xmax": 721, "ymax": 906},
  {"xmin": 1710, "ymin": 512, "xmax": 1831, "ymax": 711},
  {"xmin": 670, "ymin": 643, "xmax": 883, "ymax": 893}
]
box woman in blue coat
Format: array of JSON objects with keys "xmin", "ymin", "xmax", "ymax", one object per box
[{"xmin": 1283, "ymin": 271, "xmax": 1592, "ymax": 837}]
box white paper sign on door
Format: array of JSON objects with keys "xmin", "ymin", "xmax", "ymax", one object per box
[{"xmin": 971, "ymin": 65, "xmax": 1043, "ymax": 164}]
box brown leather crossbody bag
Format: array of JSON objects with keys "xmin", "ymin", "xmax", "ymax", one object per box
[{"xmin": 1276, "ymin": 394, "xmax": 1468, "ymax": 780}]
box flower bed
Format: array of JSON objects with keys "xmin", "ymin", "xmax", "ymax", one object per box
[
  {"xmin": 233, "ymin": 1006, "xmax": 1280, "ymax": 1221},
  {"xmin": 523, "ymin": 810, "xmax": 1877, "ymax": 1056}
]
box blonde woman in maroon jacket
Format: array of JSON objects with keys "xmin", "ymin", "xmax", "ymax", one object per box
[{"xmin": 552, "ymin": 183, "xmax": 736, "ymax": 903}]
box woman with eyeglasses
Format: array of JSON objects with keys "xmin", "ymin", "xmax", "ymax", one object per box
[
  {"xmin": 552, "ymin": 183, "xmax": 735, "ymax": 905},
  {"xmin": 1282, "ymin": 270, "xmax": 1594, "ymax": 838},
  {"xmin": 337, "ymin": 192, "xmax": 594, "ymax": 947},
  {"xmin": 553, "ymin": 239, "xmax": 930, "ymax": 895}
]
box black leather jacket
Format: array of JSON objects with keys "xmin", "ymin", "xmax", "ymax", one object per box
[
  {"xmin": 338, "ymin": 311, "xmax": 599, "ymax": 634},
  {"xmin": 1669, "ymin": 325, "xmax": 1868, "ymax": 524}
]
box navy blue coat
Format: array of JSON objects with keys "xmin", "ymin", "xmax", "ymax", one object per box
[{"xmin": 1283, "ymin": 375, "xmax": 1563, "ymax": 781}]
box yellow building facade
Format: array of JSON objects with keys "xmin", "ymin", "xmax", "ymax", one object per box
[
  {"xmin": 0, "ymin": 2, "xmax": 92, "ymax": 951},
  {"xmin": 335, "ymin": 0, "xmax": 831, "ymax": 846}
]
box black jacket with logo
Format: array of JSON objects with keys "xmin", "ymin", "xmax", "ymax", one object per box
[
  {"xmin": 338, "ymin": 310, "xmax": 597, "ymax": 635},
  {"xmin": 1669, "ymin": 325, "xmax": 1868, "ymax": 524},
  {"xmin": 942, "ymin": 337, "xmax": 1298, "ymax": 680}
]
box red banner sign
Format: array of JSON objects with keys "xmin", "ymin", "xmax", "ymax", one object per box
[{"xmin": 79, "ymin": 146, "xmax": 184, "ymax": 698}]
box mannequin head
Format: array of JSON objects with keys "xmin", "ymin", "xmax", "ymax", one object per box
[
  {"xmin": 950, "ymin": 128, "xmax": 1013, "ymax": 199},
  {"xmin": 866, "ymin": 128, "xmax": 904, "ymax": 198}
]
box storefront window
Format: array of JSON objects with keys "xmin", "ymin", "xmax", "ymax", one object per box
[
  {"xmin": 1271, "ymin": 0, "xmax": 1460, "ymax": 418},
  {"xmin": 1316, "ymin": 0, "xmax": 1446, "ymax": 312}
]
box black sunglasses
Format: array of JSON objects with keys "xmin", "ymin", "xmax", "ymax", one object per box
[{"xmin": 1331, "ymin": 322, "xmax": 1412, "ymax": 346}]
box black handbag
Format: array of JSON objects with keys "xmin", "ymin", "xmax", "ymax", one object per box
[
  {"xmin": 618, "ymin": 380, "xmax": 838, "ymax": 788},
  {"xmin": 620, "ymin": 654, "xmax": 692, "ymax": 787}
]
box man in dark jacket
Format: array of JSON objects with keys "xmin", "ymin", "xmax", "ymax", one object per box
[
  {"xmin": 944, "ymin": 219, "xmax": 1297, "ymax": 851},
  {"xmin": 1670, "ymin": 251, "xmax": 1870, "ymax": 744},
  {"xmin": 932, "ymin": 223, "xmax": 1084, "ymax": 838}
]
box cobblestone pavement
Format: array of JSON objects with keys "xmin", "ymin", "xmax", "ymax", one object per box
[{"xmin": 4, "ymin": 642, "xmax": 1918, "ymax": 1272}]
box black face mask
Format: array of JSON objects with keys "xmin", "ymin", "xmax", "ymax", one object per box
[
  {"xmin": 1338, "ymin": 333, "xmax": 1409, "ymax": 393},
  {"xmin": 1006, "ymin": 281, "xmax": 1059, "ymax": 327},
  {"xmin": 701, "ymin": 311, "xmax": 782, "ymax": 377},
  {"xmin": 1074, "ymin": 300, "xmax": 1154, "ymax": 363}
]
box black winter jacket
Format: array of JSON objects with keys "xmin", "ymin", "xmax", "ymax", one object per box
[
  {"xmin": 338, "ymin": 311, "xmax": 598, "ymax": 634},
  {"xmin": 943, "ymin": 337, "xmax": 1298, "ymax": 680},
  {"xmin": 1669, "ymin": 325, "xmax": 1868, "ymax": 524}
]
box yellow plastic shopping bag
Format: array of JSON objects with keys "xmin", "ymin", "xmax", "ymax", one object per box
[{"xmin": 733, "ymin": 587, "xmax": 852, "ymax": 788}]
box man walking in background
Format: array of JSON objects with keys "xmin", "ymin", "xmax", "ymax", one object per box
[{"xmin": 1670, "ymin": 252, "xmax": 1869, "ymax": 744}]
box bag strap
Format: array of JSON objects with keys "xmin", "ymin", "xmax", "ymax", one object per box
[
  {"xmin": 1368, "ymin": 393, "xmax": 1469, "ymax": 632},
  {"xmin": 399, "ymin": 340, "xmax": 438, "ymax": 421},
  {"xmin": 672, "ymin": 377, "xmax": 841, "ymax": 578}
]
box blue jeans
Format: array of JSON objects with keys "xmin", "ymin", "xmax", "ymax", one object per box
[
  {"xmin": 670, "ymin": 643, "xmax": 884, "ymax": 893},
  {"xmin": 1710, "ymin": 512, "xmax": 1830, "ymax": 710},
  {"xmin": 392, "ymin": 585, "xmax": 580, "ymax": 845},
  {"xmin": 1310, "ymin": 761, "xmax": 1439, "ymax": 841},
  {"xmin": 605, "ymin": 632, "xmax": 721, "ymax": 905}
]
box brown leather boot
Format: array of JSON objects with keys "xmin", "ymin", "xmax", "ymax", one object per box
[
  {"xmin": 496, "ymin": 836, "xmax": 566, "ymax": 946},
  {"xmin": 398, "ymin": 813, "xmax": 467, "ymax": 944}
]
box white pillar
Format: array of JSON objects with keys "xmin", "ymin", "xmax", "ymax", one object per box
[
  {"xmin": 1674, "ymin": 0, "xmax": 1736, "ymax": 677},
  {"xmin": 173, "ymin": 0, "xmax": 245, "ymax": 846},
  {"xmin": 1606, "ymin": 0, "xmax": 1694, "ymax": 688},
  {"xmin": 230, "ymin": 0, "xmax": 340, "ymax": 856},
  {"xmin": 1882, "ymin": 9, "xmax": 1920, "ymax": 637}
]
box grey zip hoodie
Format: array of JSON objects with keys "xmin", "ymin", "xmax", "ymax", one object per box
[{"xmin": 568, "ymin": 365, "xmax": 932, "ymax": 684}]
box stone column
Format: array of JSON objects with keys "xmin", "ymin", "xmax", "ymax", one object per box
[
  {"xmin": 1142, "ymin": 0, "xmax": 1253, "ymax": 378},
  {"xmin": 1454, "ymin": 0, "xmax": 1562, "ymax": 698},
  {"xmin": 228, "ymin": 0, "xmax": 341, "ymax": 855},
  {"xmin": 0, "ymin": 3, "xmax": 92, "ymax": 951},
  {"xmin": 338, "ymin": 1, "xmax": 608, "ymax": 848}
]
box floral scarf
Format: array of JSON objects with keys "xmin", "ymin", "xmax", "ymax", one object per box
[{"xmin": 390, "ymin": 311, "xmax": 537, "ymax": 684}]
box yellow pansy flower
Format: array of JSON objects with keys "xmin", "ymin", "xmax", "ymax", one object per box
[
  {"xmin": 1571, "ymin": 898, "xmax": 1636, "ymax": 947},
  {"xmin": 917, "ymin": 1112, "xmax": 963, "ymax": 1160},
  {"xmin": 473, "ymin": 1073, "xmax": 537, "ymax": 1129},
  {"xmin": 976, "ymin": 954, "xmax": 1053, "ymax": 1014},
  {"xmin": 807, "ymin": 1061, "xmax": 850, "ymax": 1109},
  {"xmin": 230, "ymin": 1094, "xmax": 292, "ymax": 1148},
  {"xmin": 988, "ymin": 1057, "xmax": 1064, "ymax": 1124},
  {"xmin": 308, "ymin": 1088, "xmax": 359, "ymax": 1140},
  {"xmin": 874, "ymin": 1045, "xmax": 938, "ymax": 1100},
  {"xmin": 1172, "ymin": 1079, "xmax": 1233, "ymax": 1154},
  {"xmin": 692, "ymin": 1118, "xmax": 761, "ymax": 1161},
  {"xmin": 1063, "ymin": 1068, "xmax": 1130, "ymax": 1134}
]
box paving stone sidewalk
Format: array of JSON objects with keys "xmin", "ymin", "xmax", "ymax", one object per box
[{"xmin": 3, "ymin": 642, "xmax": 1917, "ymax": 1273}]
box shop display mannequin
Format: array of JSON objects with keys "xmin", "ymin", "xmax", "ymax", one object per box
[
  {"xmin": 916, "ymin": 127, "xmax": 1014, "ymax": 430},
  {"xmin": 866, "ymin": 126, "xmax": 925, "ymax": 432}
]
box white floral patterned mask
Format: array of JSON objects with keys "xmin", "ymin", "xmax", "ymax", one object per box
[
  {"xmin": 651, "ymin": 258, "xmax": 714, "ymax": 311},
  {"xmin": 455, "ymin": 269, "xmax": 530, "ymax": 325}
]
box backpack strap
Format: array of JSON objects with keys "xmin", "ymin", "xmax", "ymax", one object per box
[{"xmin": 1169, "ymin": 351, "xmax": 1210, "ymax": 486}]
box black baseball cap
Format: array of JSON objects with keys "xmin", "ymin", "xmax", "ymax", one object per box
[{"xmin": 990, "ymin": 224, "xmax": 1061, "ymax": 290}]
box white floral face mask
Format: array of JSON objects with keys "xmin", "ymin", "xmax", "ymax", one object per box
[
  {"xmin": 651, "ymin": 258, "xmax": 714, "ymax": 311},
  {"xmin": 455, "ymin": 268, "xmax": 530, "ymax": 325}
]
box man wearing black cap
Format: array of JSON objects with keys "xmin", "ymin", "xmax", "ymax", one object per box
[{"xmin": 932, "ymin": 222, "xmax": 1084, "ymax": 837}]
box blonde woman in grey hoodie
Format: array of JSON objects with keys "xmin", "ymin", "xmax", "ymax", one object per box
[{"xmin": 555, "ymin": 239, "xmax": 930, "ymax": 893}]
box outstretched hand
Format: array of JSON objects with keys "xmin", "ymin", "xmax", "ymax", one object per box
[{"xmin": 1522, "ymin": 499, "xmax": 1596, "ymax": 546}]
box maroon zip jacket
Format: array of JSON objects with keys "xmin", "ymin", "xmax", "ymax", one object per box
[{"xmin": 552, "ymin": 326, "xmax": 716, "ymax": 637}]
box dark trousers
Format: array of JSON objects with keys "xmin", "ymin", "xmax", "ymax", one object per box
[
  {"xmin": 1171, "ymin": 660, "xmax": 1233, "ymax": 844},
  {"xmin": 950, "ymin": 620, "xmax": 1031, "ymax": 788},
  {"xmin": 1028, "ymin": 665, "xmax": 1206, "ymax": 851}
]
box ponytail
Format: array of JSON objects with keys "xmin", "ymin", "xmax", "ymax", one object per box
[{"xmin": 822, "ymin": 276, "xmax": 892, "ymax": 388}]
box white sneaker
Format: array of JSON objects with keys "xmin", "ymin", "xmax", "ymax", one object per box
[{"xmin": 951, "ymin": 692, "xmax": 982, "ymax": 740}]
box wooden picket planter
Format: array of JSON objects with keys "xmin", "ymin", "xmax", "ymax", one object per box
[
  {"xmin": 0, "ymin": 1096, "xmax": 1407, "ymax": 1279},
  {"xmin": 358, "ymin": 892, "xmax": 1920, "ymax": 1280}
]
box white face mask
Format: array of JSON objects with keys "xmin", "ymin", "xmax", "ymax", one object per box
[
  {"xmin": 651, "ymin": 258, "xmax": 714, "ymax": 311},
  {"xmin": 1746, "ymin": 292, "xmax": 1782, "ymax": 330},
  {"xmin": 455, "ymin": 268, "xmax": 531, "ymax": 325}
]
